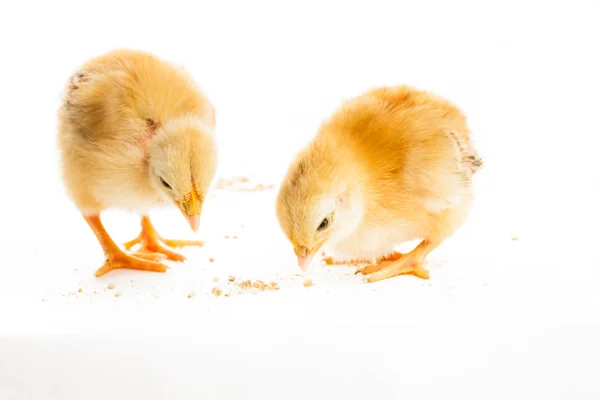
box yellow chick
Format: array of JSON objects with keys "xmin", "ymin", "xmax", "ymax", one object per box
[
  {"xmin": 57, "ymin": 49, "xmax": 217, "ymax": 277},
  {"xmin": 276, "ymin": 86, "xmax": 482, "ymax": 282}
]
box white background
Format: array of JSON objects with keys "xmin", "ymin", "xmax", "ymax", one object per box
[{"xmin": 1, "ymin": 0, "xmax": 599, "ymax": 399}]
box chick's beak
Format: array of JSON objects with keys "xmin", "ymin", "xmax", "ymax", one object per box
[
  {"xmin": 187, "ymin": 214, "xmax": 200, "ymax": 233},
  {"xmin": 176, "ymin": 189, "xmax": 202, "ymax": 232},
  {"xmin": 294, "ymin": 245, "xmax": 316, "ymax": 272}
]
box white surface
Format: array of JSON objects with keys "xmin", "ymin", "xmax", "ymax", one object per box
[{"xmin": 1, "ymin": 0, "xmax": 600, "ymax": 399}]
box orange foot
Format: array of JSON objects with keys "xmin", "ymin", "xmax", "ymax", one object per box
[
  {"xmin": 83, "ymin": 214, "xmax": 168, "ymax": 277},
  {"xmin": 95, "ymin": 250, "xmax": 168, "ymax": 277},
  {"xmin": 361, "ymin": 242, "xmax": 436, "ymax": 282},
  {"xmin": 123, "ymin": 216, "xmax": 204, "ymax": 262},
  {"xmin": 324, "ymin": 251, "xmax": 404, "ymax": 266}
]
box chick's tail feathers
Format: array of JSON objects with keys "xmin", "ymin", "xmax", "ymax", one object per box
[
  {"xmin": 446, "ymin": 130, "xmax": 483, "ymax": 175},
  {"xmin": 59, "ymin": 68, "xmax": 119, "ymax": 138}
]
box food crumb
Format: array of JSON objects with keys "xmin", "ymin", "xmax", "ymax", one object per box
[
  {"xmin": 233, "ymin": 235, "xmax": 238, "ymax": 239},
  {"xmin": 224, "ymin": 293, "xmax": 231, "ymax": 297},
  {"xmin": 78, "ymin": 288, "xmax": 83, "ymax": 293},
  {"xmin": 107, "ymin": 283, "xmax": 116, "ymax": 290},
  {"xmin": 252, "ymin": 280, "xmax": 266, "ymax": 290},
  {"xmin": 114, "ymin": 292, "xmax": 121, "ymax": 298},
  {"xmin": 228, "ymin": 275, "xmax": 236, "ymax": 282},
  {"xmin": 224, "ymin": 235, "xmax": 230, "ymax": 239},
  {"xmin": 238, "ymin": 280, "xmax": 252, "ymax": 289},
  {"xmin": 511, "ymin": 237, "xmax": 519, "ymax": 241},
  {"xmin": 266, "ymin": 282, "xmax": 280, "ymax": 290},
  {"xmin": 209, "ymin": 258, "xmax": 215, "ymax": 263},
  {"xmin": 213, "ymin": 277, "xmax": 219, "ymax": 283},
  {"xmin": 188, "ymin": 292, "xmax": 196, "ymax": 299},
  {"xmin": 212, "ymin": 287, "xmax": 223, "ymax": 296},
  {"xmin": 303, "ymin": 279, "xmax": 313, "ymax": 287}
]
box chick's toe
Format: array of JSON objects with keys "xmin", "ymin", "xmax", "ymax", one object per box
[
  {"xmin": 160, "ymin": 238, "xmax": 205, "ymax": 249},
  {"xmin": 123, "ymin": 216, "xmax": 203, "ymax": 262},
  {"xmin": 128, "ymin": 251, "xmax": 167, "ymax": 261},
  {"xmin": 95, "ymin": 253, "xmax": 168, "ymax": 278},
  {"xmin": 363, "ymin": 245, "xmax": 431, "ymax": 282},
  {"xmin": 364, "ymin": 258, "xmax": 430, "ymax": 282}
]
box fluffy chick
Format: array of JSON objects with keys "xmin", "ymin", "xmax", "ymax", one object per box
[
  {"xmin": 58, "ymin": 49, "xmax": 217, "ymax": 277},
  {"xmin": 276, "ymin": 85, "xmax": 482, "ymax": 282}
]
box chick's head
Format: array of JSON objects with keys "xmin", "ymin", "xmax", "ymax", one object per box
[
  {"xmin": 276, "ymin": 147, "xmax": 365, "ymax": 270},
  {"xmin": 148, "ymin": 116, "xmax": 217, "ymax": 232}
]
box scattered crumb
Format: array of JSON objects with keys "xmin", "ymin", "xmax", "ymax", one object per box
[
  {"xmin": 78, "ymin": 288, "xmax": 83, "ymax": 293},
  {"xmin": 224, "ymin": 235, "xmax": 230, "ymax": 239},
  {"xmin": 107, "ymin": 283, "xmax": 116, "ymax": 290},
  {"xmin": 214, "ymin": 177, "xmax": 274, "ymax": 192},
  {"xmin": 266, "ymin": 282, "xmax": 280, "ymax": 291},
  {"xmin": 224, "ymin": 293, "xmax": 231, "ymax": 297},
  {"xmin": 228, "ymin": 275, "xmax": 236, "ymax": 282},
  {"xmin": 188, "ymin": 292, "xmax": 196, "ymax": 299},
  {"xmin": 252, "ymin": 280, "xmax": 266, "ymax": 290},
  {"xmin": 114, "ymin": 292, "xmax": 121, "ymax": 298},
  {"xmin": 303, "ymin": 280, "xmax": 314, "ymax": 287},
  {"xmin": 93, "ymin": 290, "xmax": 97, "ymax": 294},
  {"xmin": 239, "ymin": 280, "xmax": 252, "ymax": 289},
  {"xmin": 209, "ymin": 258, "xmax": 215, "ymax": 263},
  {"xmin": 213, "ymin": 277, "xmax": 219, "ymax": 283},
  {"xmin": 511, "ymin": 237, "xmax": 519, "ymax": 241},
  {"xmin": 212, "ymin": 287, "xmax": 223, "ymax": 296},
  {"xmin": 233, "ymin": 235, "xmax": 238, "ymax": 239}
]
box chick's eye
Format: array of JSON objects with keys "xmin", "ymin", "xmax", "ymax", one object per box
[
  {"xmin": 317, "ymin": 217, "xmax": 330, "ymax": 231},
  {"xmin": 160, "ymin": 177, "xmax": 172, "ymax": 190}
]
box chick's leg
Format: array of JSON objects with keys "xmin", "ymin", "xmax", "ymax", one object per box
[
  {"xmin": 123, "ymin": 216, "xmax": 204, "ymax": 262},
  {"xmin": 362, "ymin": 239, "xmax": 442, "ymax": 282},
  {"xmin": 84, "ymin": 215, "xmax": 168, "ymax": 277}
]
